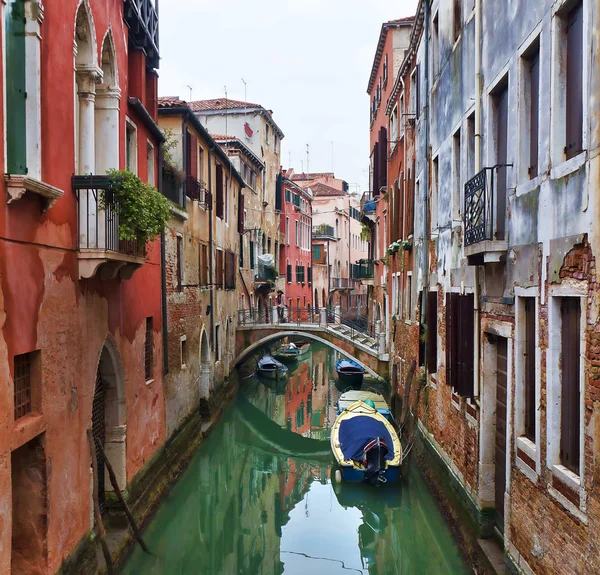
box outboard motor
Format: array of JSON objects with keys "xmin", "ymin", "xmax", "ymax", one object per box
[{"xmin": 362, "ymin": 438, "xmax": 388, "ymax": 486}]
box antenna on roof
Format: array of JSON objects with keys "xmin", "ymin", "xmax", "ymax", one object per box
[
  {"xmin": 301, "ymin": 159, "xmax": 304, "ymax": 173},
  {"xmin": 306, "ymin": 144, "xmax": 310, "ymax": 175},
  {"xmin": 186, "ymin": 85, "xmax": 193, "ymax": 101},
  {"xmin": 241, "ymin": 78, "xmax": 247, "ymax": 109},
  {"xmin": 224, "ymin": 85, "xmax": 228, "ymax": 138}
]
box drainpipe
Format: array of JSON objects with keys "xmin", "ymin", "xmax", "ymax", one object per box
[
  {"xmin": 159, "ymin": 140, "xmax": 169, "ymax": 375},
  {"xmin": 421, "ymin": 0, "xmax": 431, "ymax": 373},
  {"xmin": 474, "ymin": 0, "xmax": 482, "ymax": 398},
  {"xmin": 208, "ymin": 147, "xmax": 215, "ymax": 352}
]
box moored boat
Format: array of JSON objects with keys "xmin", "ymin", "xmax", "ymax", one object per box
[
  {"xmin": 293, "ymin": 341, "xmax": 311, "ymax": 357},
  {"xmin": 335, "ymin": 358, "xmax": 365, "ymax": 387},
  {"xmin": 336, "ymin": 390, "xmax": 395, "ymax": 424},
  {"xmin": 273, "ymin": 344, "xmax": 300, "ymax": 363},
  {"xmin": 257, "ymin": 355, "xmax": 288, "ymax": 379},
  {"xmin": 330, "ymin": 400, "xmax": 402, "ymax": 485}
]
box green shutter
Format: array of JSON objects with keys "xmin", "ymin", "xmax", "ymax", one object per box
[
  {"xmin": 6, "ymin": 0, "xmax": 27, "ymax": 174},
  {"xmin": 249, "ymin": 241, "xmax": 254, "ymax": 268}
]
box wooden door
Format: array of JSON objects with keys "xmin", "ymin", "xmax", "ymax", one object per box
[{"xmin": 495, "ymin": 337, "xmax": 508, "ymax": 529}]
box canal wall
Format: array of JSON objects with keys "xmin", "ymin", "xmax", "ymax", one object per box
[{"xmin": 57, "ymin": 379, "xmax": 239, "ymax": 574}]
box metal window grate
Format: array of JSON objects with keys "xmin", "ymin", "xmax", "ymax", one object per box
[
  {"xmin": 14, "ymin": 353, "xmax": 32, "ymax": 420},
  {"xmin": 145, "ymin": 317, "xmax": 153, "ymax": 381},
  {"xmin": 92, "ymin": 373, "xmax": 106, "ymax": 515}
]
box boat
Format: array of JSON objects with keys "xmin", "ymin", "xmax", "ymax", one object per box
[
  {"xmin": 335, "ymin": 358, "xmax": 365, "ymax": 387},
  {"xmin": 293, "ymin": 340, "xmax": 311, "ymax": 357},
  {"xmin": 330, "ymin": 400, "xmax": 402, "ymax": 485},
  {"xmin": 337, "ymin": 390, "xmax": 395, "ymax": 424},
  {"xmin": 273, "ymin": 344, "xmax": 300, "ymax": 363},
  {"xmin": 257, "ymin": 355, "xmax": 288, "ymax": 379}
]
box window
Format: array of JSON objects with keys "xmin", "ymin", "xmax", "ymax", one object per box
[
  {"xmin": 415, "ymin": 65, "xmax": 421, "ymax": 120},
  {"xmin": 391, "ymin": 104, "xmax": 399, "ymax": 150},
  {"xmin": 383, "ymin": 53, "xmax": 388, "ymax": 85},
  {"xmin": 216, "ymin": 249, "xmax": 224, "ymax": 288},
  {"xmin": 225, "ymin": 251, "xmax": 236, "ymax": 290},
  {"xmin": 215, "ymin": 325, "xmax": 221, "ymax": 361},
  {"xmin": 239, "ymin": 235, "xmax": 244, "ymax": 268},
  {"xmin": 467, "ymin": 112, "xmax": 476, "ymax": 179},
  {"xmin": 285, "ymin": 188, "xmax": 291, "ymax": 203},
  {"xmin": 492, "ymin": 79, "xmax": 509, "ymax": 240},
  {"xmin": 198, "ymin": 146, "xmax": 204, "ymax": 182},
  {"xmin": 431, "ymin": 157, "xmax": 439, "ymax": 231},
  {"xmin": 295, "ymin": 221, "xmax": 299, "ymax": 246},
  {"xmin": 180, "ymin": 336, "xmax": 188, "ymax": 368},
  {"xmin": 274, "ymin": 134, "xmax": 278, "ymax": 153},
  {"xmin": 146, "ymin": 141, "xmax": 156, "ymax": 186},
  {"xmin": 427, "ymin": 291, "xmax": 438, "ymax": 373},
  {"xmin": 520, "ymin": 39, "xmax": 540, "ymax": 181},
  {"xmin": 560, "ymin": 297, "xmax": 581, "ymax": 473},
  {"xmin": 14, "ymin": 352, "xmax": 36, "ymax": 420},
  {"xmin": 144, "ymin": 318, "xmax": 153, "ymax": 381},
  {"xmin": 453, "ymin": 0, "xmax": 462, "ymax": 42},
  {"xmin": 225, "ymin": 176, "xmax": 229, "ymax": 223},
  {"xmin": 126, "ymin": 120, "xmax": 138, "ymax": 174},
  {"xmin": 404, "ymin": 273, "xmax": 412, "ymax": 320},
  {"xmin": 199, "ymin": 243, "xmax": 208, "ymax": 286},
  {"xmin": 296, "ymin": 265, "xmax": 305, "ymax": 284},
  {"xmin": 287, "ymin": 262, "xmax": 292, "ymax": 283},
  {"xmin": 215, "ymin": 164, "xmax": 224, "ymax": 219},
  {"xmin": 308, "ymin": 266, "xmax": 312, "ymax": 284},
  {"xmin": 446, "ymin": 293, "xmax": 474, "ymax": 396},
  {"xmin": 432, "ymin": 11, "xmax": 439, "ymax": 77},
  {"xmin": 238, "ymin": 191, "xmax": 245, "ymax": 234},
  {"xmin": 249, "ymin": 241, "xmax": 255, "ymax": 269},
  {"xmin": 564, "ymin": 1, "xmax": 583, "ymax": 160},
  {"xmin": 286, "ymin": 218, "xmax": 290, "ymax": 245},
  {"xmin": 177, "ymin": 235, "xmax": 183, "ymax": 292},
  {"xmin": 523, "ymin": 298, "xmax": 536, "ymax": 441},
  {"xmin": 313, "ymin": 244, "xmax": 323, "ymax": 262},
  {"xmin": 265, "ymin": 124, "xmax": 270, "ymax": 144},
  {"xmin": 452, "ymin": 129, "xmax": 461, "ymax": 219}
]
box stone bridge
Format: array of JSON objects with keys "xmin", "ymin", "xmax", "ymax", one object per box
[{"xmin": 234, "ymin": 309, "xmax": 390, "ymax": 381}]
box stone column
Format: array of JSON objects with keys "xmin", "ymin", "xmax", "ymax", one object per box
[
  {"xmin": 320, "ymin": 308, "xmax": 327, "ymax": 327},
  {"xmin": 272, "ymin": 306, "xmax": 278, "ymax": 324},
  {"xmin": 335, "ymin": 305, "xmax": 341, "ymax": 325}
]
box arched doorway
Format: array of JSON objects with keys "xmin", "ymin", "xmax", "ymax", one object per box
[
  {"xmin": 200, "ymin": 328, "xmax": 211, "ymax": 397},
  {"xmin": 91, "ymin": 338, "xmax": 126, "ymax": 516}
]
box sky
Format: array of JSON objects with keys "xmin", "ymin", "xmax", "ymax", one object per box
[{"xmin": 158, "ymin": 0, "xmax": 418, "ymax": 194}]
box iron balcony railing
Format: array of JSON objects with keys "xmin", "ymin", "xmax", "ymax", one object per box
[
  {"xmin": 464, "ymin": 165, "xmax": 512, "ymax": 247},
  {"xmin": 73, "ymin": 175, "xmax": 144, "ymax": 257},
  {"xmin": 312, "ymin": 224, "xmax": 336, "ymax": 239},
  {"xmin": 330, "ymin": 277, "xmax": 356, "ymax": 290},
  {"xmin": 255, "ymin": 267, "xmax": 277, "ymax": 283},
  {"xmin": 351, "ymin": 261, "xmax": 375, "ymax": 280},
  {"xmin": 185, "ymin": 175, "xmax": 211, "ymax": 209},
  {"xmin": 124, "ymin": 0, "xmax": 159, "ymax": 68}
]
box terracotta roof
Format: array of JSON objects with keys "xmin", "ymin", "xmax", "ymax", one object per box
[
  {"xmin": 158, "ymin": 96, "xmax": 187, "ymax": 108},
  {"xmin": 291, "ymin": 172, "xmax": 335, "ymax": 181},
  {"xmin": 188, "ymin": 98, "xmax": 263, "ymax": 112},
  {"xmin": 309, "ymin": 182, "xmax": 344, "ymax": 197},
  {"xmin": 210, "ymin": 134, "xmax": 239, "ymax": 141},
  {"xmin": 367, "ymin": 17, "xmax": 414, "ymax": 95}
]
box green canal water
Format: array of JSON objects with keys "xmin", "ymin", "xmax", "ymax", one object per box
[{"xmin": 122, "ymin": 343, "xmax": 470, "ymax": 574}]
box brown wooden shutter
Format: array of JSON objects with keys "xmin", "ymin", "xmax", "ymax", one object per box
[
  {"xmin": 565, "ymin": 1, "xmax": 583, "ymax": 160},
  {"xmin": 560, "ymin": 298, "xmax": 581, "ymax": 473},
  {"xmin": 528, "ymin": 50, "xmax": 540, "ymax": 178},
  {"xmin": 216, "ymin": 250, "xmax": 224, "ymax": 288},
  {"xmin": 418, "ymin": 291, "xmax": 425, "ymax": 366},
  {"xmin": 524, "ymin": 298, "xmax": 536, "ymax": 440},
  {"xmin": 457, "ymin": 294, "xmax": 475, "ymax": 397},
  {"xmin": 406, "ymin": 162, "xmax": 415, "ymax": 237},
  {"xmin": 177, "ymin": 236, "xmax": 183, "ymax": 292},
  {"xmin": 189, "ymin": 134, "xmax": 198, "ymax": 179},
  {"xmin": 446, "ymin": 292, "xmax": 457, "ymax": 388},
  {"xmin": 379, "ymin": 127, "xmax": 388, "ymax": 189},
  {"xmin": 398, "ymin": 174, "xmax": 405, "ymax": 240},
  {"xmin": 215, "ymin": 164, "xmax": 224, "ymax": 219},
  {"xmin": 373, "ymin": 142, "xmax": 380, "ymax": 196},
  {"xmin": 238, "ymin": 191, "xmax": 245, "ymax": 234},
  {"xmin": 427, "ymin": 290, "xmax": 438, "ymax": 373}
]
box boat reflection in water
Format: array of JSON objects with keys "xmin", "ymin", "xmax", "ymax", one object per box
[{"xmin": 122, "ymin": 343, "xmax": 470, "ymax": 575}]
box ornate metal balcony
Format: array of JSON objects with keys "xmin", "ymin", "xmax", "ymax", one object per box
[
  {"xmin": 186, "ymin": 175, "xmax": 211, "ymax": 209},
  {"xmin": 351, "ymin": 260, "xmax": 374, "ymax": 280},
  {"xmin": 124, "ymin": 0, "xmax": 159, "ymax": 68},
  {"xmin": 312, "ymin": 224, "xmax": 336, "ymax": 240},
  {"xmin": 73, "ymin": 175, "xmax": 146, "ymax": 280}
]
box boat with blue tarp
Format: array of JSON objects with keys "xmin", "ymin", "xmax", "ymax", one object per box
[
  {"xmin": 330, "ymin": 400, "xmax": 402, "ymax": 485},
  {"xmin": 257, "ymin": 355, "xmax": 288, "ymax": 380},
  {"xmin": 335, "ymin": 358, "xmax": 365, "ymax": 387}
]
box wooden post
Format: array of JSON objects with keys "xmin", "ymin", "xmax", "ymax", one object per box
[
  {"xmin": 94, "ymin": 437, "xmax": 152, "ymax": 554},
  {"xmin": 399, "ymin": 360, "xmax": 416, "ymax": 430},
  {"xmin": 87, "ymin": 429, "xmax": 114, "ymax": 575}
]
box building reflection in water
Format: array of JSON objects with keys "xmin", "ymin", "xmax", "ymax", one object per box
[{"xmin": 122, "ymin": 343, "xmax": 470, "ymax": 575}]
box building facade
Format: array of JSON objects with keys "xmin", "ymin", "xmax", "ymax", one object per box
[
  {"xmin": 384, "ymin": 1, "xmax": 600, "ymax": 573},
  {"xmin": 1, "ymin": 1, "xmax": 165, "ymax": 573}
]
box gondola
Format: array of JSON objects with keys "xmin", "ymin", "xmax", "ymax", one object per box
[
  {"xmin": 257, "ymin": 355, "xmax": 288, "ymax": 379},
  {"xmin": 330, "ymin": 400, "xmax": 402, "ymax": 485},
  {"xmin": 335, "ymin": 358, "xmax": 365, "ymax": 387}
]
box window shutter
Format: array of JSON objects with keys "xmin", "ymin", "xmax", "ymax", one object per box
[
  {"xmin": 373, "ymin": 142, "xmax": 380, "ymax": 196},
  {"xmin": 287, "ymin": 264, "xmax": 292, "ymax": 283},
  {"xmin": 427, "ymin": 291, "xmax": 438, "ymax": 374},
  {"xmin": 276, "ymin": 174, "xmax": 283, "ymax": 211},
  {"xmin": 239, "ymin": 235, "xmax": 244, "ymax": 268},
  {"xmin": 446, "ymin": 293, "xmax": 457, "ymax": 388},
  {"xmin": 565, "ymin": 2, "xmax": 583, "ymax": 160},
  {"xmin": 6, "ymin": 0, "xmax": 27, "ymax": 175},
  {"xmin": 529, "ymin": 51, "xmax": 540, "ymax": 178},
  {"xmin": 308, "ymin": 266, "xmax": 312, "ymax": 284},
  {"xmin": 418, "ymin": 291, "xmax": 425, "ymax": 366},
  {"xmin": 249, "ymin": 241, "xmax": 254, "ymax": 269},
  {"xmin": 379, "ymin": 127, "xmax": 388, "ymax": 189},
  {"xmin": 215, "ymin": 165, "xmax": 224, "ymax": 219},
  {"xmin": 238, "ymin": 192, "xmax": 245, "ymax": 234},
  {"xmin": 457, "ymin": 294, "xmax": 475, "ymax": 397}
]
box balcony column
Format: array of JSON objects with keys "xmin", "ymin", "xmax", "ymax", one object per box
[
  {"xmin": 335, "ymin": 305, "xmax": 341, "ymax": 325},
  {"xmin": 272, "ymin": 306, "xmax": 279, "ymax": 324},
  {"xmin": 320, "ymin": 308, "xmax": 327, "ymax": 327}
]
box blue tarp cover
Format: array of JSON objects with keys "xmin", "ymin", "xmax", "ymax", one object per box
[{"xmin": 339, "ymin": 416, "xmax": 394, "ymax": 461}]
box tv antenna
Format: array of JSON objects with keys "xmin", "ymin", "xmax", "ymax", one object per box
[{"xmin": 186, "ymin": 84, "xmax": 193, "ymax": 101}]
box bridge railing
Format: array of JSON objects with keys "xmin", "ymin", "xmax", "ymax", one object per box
[
  {"xmin": 327, "ymin": 310, "xmax": 376, "ymax": 340},
  {"xmin": 237, "ymin": 307, "xmax": 321, "ymax": 326}
]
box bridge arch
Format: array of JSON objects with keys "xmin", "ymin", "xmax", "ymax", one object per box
[{"xmin": 233, "ymin": 330, "xmax": 384, "ymax": 381}]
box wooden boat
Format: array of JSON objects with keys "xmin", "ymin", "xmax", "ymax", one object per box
[
  {"xmin": 293, "ymin": 341, "xmax": 311, "ymax": 357},
  {"xmin": 337, "ymin": 390, "xmax": 395, "ymax": 424},
  {"xmin": 335, "ymin": 358, "xmax": 365, "ymax": 387},
  {"xmin": 330, "ymin": 400, "xmax": 402, "ymax": 485},
  {"xmin": 273, "ymin": 344, "xmax": 299, "ymax": 363},
  {"xmin": 257, "ymin": 355, "xmax": 288, "ymax": 379}
]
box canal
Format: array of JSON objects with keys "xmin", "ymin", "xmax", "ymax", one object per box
[{"xmin": 122, "ymin": 342, "xmax": 470, "ymax": 574}]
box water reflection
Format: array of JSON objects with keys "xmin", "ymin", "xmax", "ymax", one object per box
[{"xmin": 122, "ymin": 343, "xmax": 469, "ymax": 575}]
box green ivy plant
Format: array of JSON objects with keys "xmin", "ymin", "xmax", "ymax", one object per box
[
  {"xmin": 360, "ymin": 222, "xmax": 371, "ymax": 242},
  {"xmin": 100, "ymin": 169, "xmax": 171, "ymax": 246}
]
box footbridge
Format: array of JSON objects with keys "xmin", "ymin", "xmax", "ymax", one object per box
[{"xmin": 234, "ymin": 308, "xmax": 389, "ymax": 381}]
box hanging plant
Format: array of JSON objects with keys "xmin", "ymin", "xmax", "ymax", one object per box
[
  {"xmin": 99, "ymin": 169, "xmax": 171, "ymax": 246},
  {"xmin": 360, "ymin": 222, "xmax": 371, "ymax": 242},
  {"xmin": 401, "ymin": 240, "xmax": 413, "ymax": 251}
]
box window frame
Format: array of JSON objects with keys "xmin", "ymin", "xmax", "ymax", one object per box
[{"xmin": 125, "ymin": 117, "xmax": 138, "ymax": 175}]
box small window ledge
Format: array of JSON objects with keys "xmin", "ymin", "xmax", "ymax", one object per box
[
  {"xmin": 169, "ymin": 202, "xmax": 188, "ymax": 221},
  {"xmin": 550, "ymin": 151, "xmax": 587, "ymax": 181},
  {"xmin": 548, "ymin": 464, "xmax": 587, "ymax": 523},
  {"xmin": 5, "ymin": 174, "xmax": 63, "ymax": 211}
]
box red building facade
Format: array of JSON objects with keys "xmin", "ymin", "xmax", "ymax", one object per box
[
  {"xmin": 0, "ymin": 1, "xmax": 165, "ymax": 573},
  {"xmin": 278, "ymin": 173, "xmax": 313, "ymax": 315}
]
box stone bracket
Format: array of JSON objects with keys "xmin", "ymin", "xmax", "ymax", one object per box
[{"xmin": 5, "ymin": 174, "xmax": 64, "ymax": 211}]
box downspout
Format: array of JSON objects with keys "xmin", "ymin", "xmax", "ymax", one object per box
[
  {"xmin": 474, "ymin": 0, "xmax": 482, "ymax": 398},
  {"xmin": 159, "ymin": 141, "xmax": 168, "ymax": 375},
  {"xmin": 421, "ymin": 0, "xmax": 430, "ymax": 374},
  {"xmin": 208, "ymin": 147, "xmax": 215, "ymax": 352}
]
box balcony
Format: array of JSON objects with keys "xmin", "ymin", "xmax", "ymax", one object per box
[
  {"xmin": 312, "ymin": 224, "xmax": 337, "ymax": 240},
  {"xmin": 124, "ymin": 0, "xmax": 159, "ymax": 68},
  {"xmin": 162, "ymin": 164, "xmax": 184, "ymax": 208},
  {"xmin": 186, "ymin": 175, "xmax": 211, "ymax": 209},
  {"xmin": 351, "ymin": 260, "xmax": 375, "ymax": 280},
  {"xmin": 330, "ymin": 277, "xmax": 356, "ymax": 291},
  {"xmin": 73, "ymin": 175, "xmax": 146, "ymax": 280},
  {"xmin": 463, "ymin": 166, "xmax": 510, "ymax": 265}
]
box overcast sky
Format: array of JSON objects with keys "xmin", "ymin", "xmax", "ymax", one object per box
[{"xmin": 158, "ymin": 0, "xmax": 418, "ymax": 193}]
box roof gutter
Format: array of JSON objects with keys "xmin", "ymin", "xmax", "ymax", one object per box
[{"xmin": 128, "ymin": 97, "xmax": 165, "ymax": 143}]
